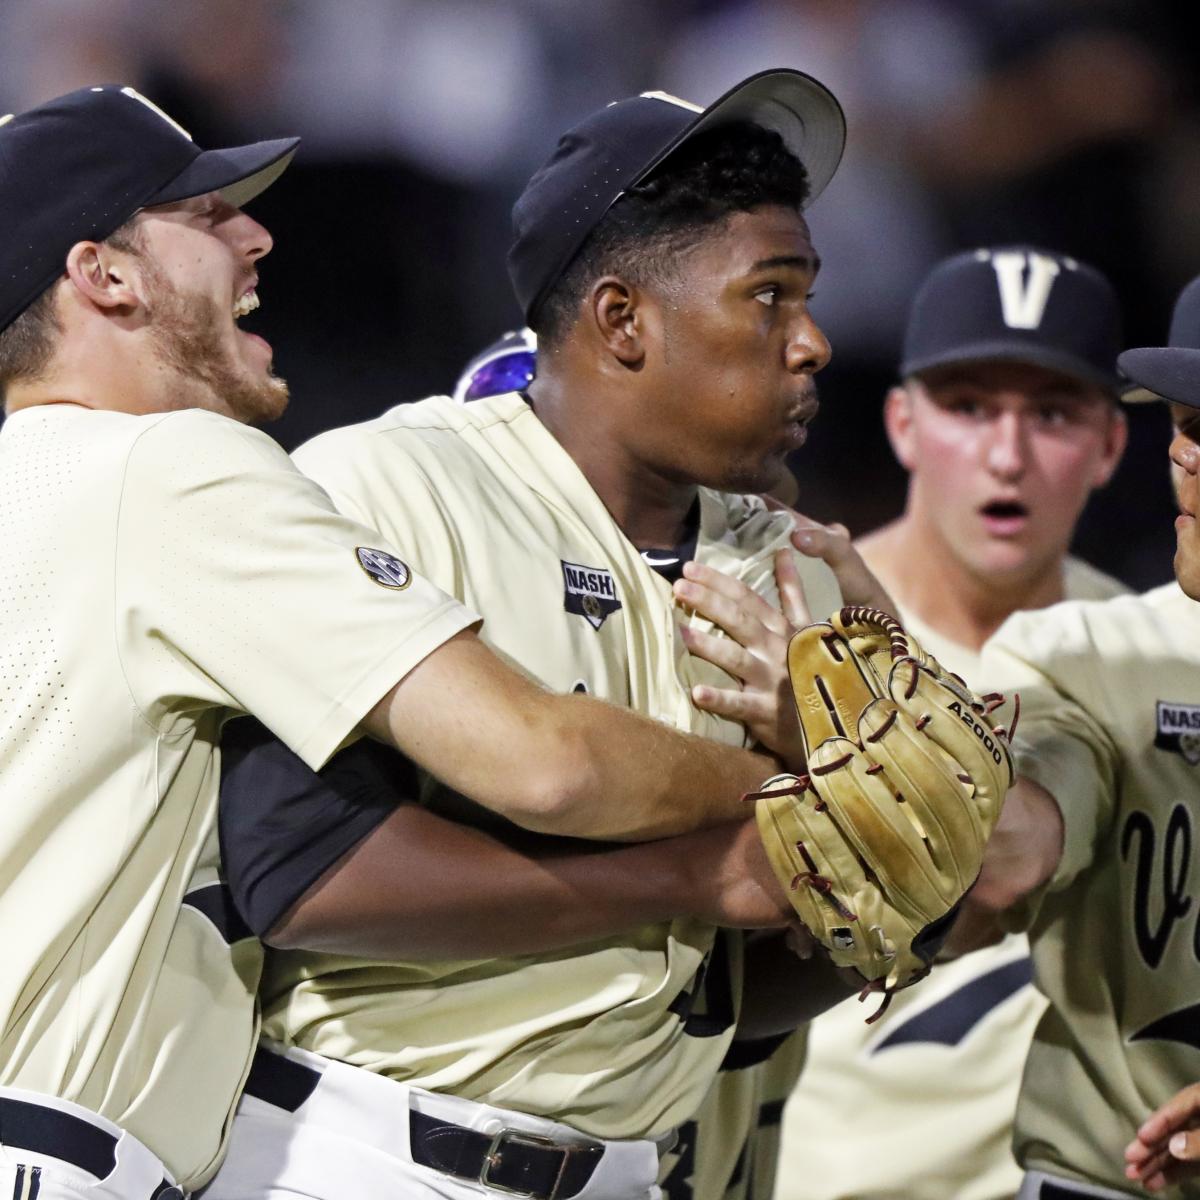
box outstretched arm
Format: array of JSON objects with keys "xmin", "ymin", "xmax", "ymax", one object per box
[
  {"xmin": 363, "ymin": 628, "xmax": 780, "ymax": 841},
  {"xmin": 221, "ymin": 719, "xmax": 794, "ymax": 959},
  {"xmin": 944, "ymin": 774, "xmax": 1064, "ymax": 956}
]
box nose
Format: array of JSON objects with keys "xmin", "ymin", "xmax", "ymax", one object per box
[
  {"xmin": 785, "ymin": 311, "xmax": 832, "ymax": 375},
  {"xmin": 216, "ymin": 198, "xmax": 274, "ymax": 262},
  {"xmin": 1170, "ymin": 428, "xmax": 1200, "ymax": 476},
  {"xmin": 986, "ymin": 410, "xmax": 1028, "ymax": 481}
]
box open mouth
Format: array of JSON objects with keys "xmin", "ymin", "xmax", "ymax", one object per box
[
  {"xmin": 981, "ymin": 500, "xmax": 1028, "ymax": 521},
  {"xmin": 233, "ymin": 289, "xmax": 260, "ymax": 320}
]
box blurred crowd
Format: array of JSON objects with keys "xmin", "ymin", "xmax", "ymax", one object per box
[{"xmin": 3, "ymin": 0, "xmax": 1196, "ymax": 589}]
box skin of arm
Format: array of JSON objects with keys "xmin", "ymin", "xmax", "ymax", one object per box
[
  {"xmin": 267, "ymin": 801, "xmax": 794, "ymax": 958},
  {"xmin": 1125, "ymin": 1083, "xmax": 1200, "ymax": 1193},
  {"xmin": 943, "ymin": 773, "xmax": 1065, "ymax": 956},
  {"xmin": 360, "ymin": 628, "xmax": 779, "ymax": 841}
]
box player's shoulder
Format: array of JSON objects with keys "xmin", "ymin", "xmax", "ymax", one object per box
[
  {"xmin": 126, "ymin": 407, "xmax": 294, "ymax": 477},
  {"xmin": 293, "ymin": 392, "xmax": 525, "ymax": 473},
  {"xmin": 1062, "ymin": 554, "xmax": 1130, "ymax": 602},
  {"xmin": 993, "ymin": 581, "xmax": 1193, "ymax": 668}
]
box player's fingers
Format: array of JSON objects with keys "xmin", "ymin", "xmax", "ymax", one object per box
[
  {"xmin": 1138, "ymin": 1085, "xmax": 1200, "ymax": 1143},
  {"xmin": 774, "ymin": 549, "xmax": 813, "ymax": 628},
  {"xmin": 1170, "ymin": 1130, "xmax": 1200, "ymax": 1162},
  {"xmin": 690, "ymin": 683, "xmax": 769, "ymax": 725},
  {"xmin": 679, "ymin": 625, "xmax": 759, "ymax": 683},
  {"xmin": 675, "ymin": 581, "xmax": 789, "ymax": 653},
  {"xmin": 678, "ymin": 561, "xmax": 793, "ymax": 636},
  {"xmin": 790, "ymin": 524, "xmax": 897, "ymax": 614}
]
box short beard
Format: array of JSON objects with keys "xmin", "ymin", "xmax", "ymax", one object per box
[{"xmin": 142, "ymin": 262, "xmax": 289, "ymax": 425}]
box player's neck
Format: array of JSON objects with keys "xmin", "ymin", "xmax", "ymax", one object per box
[
  {"xmin": 861, "ymin": 516, "xmax": 1065, "ymax": 651},
  {"xmin": 527, "ymin": 378, "xmax": 698, "ymax": 549}
]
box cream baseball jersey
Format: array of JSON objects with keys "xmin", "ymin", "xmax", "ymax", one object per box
[
  {"xmin": 776, "ymin": 556, "xmax": 1126, "ymax": 1200},
  {"xmin": 262, "ymin": 390, "xmax": 843, "ymax": 1140},
  {"xmin": 980, "ymin": 582, "xmax": 1200, "ymax": 1197},
  {"xmin": 0, "ymin": 405, "xmax": 475, "ymax": 1189}
]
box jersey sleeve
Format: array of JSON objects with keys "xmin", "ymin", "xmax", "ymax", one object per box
[
  {"xmin": 219, "ymin": 717, "xmax": 416, "ymax": 936},
  {"xmin": 980, "ymin": 604, "xmax": 1121, "ymax": 923},
  {"xmin": 114, "ymin": 410, "xmax": 479, "ymax": 769}
]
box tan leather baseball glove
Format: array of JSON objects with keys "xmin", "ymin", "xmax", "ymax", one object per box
[{"xmin": 748, "ymin": 606, "xmax": 1015, "ymax": 1019}]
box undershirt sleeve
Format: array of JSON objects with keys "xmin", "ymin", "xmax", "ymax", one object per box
[{"xmin": 219, "ymin": 717, "xmax": 418, "ymax": 937}]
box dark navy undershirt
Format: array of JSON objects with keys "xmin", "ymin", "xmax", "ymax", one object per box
[{"xmin": 218, "ymin": 501, "xmax": 703, "ymax": 936}]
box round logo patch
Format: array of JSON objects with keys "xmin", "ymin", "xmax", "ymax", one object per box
[{"xmin": 356, "ymin": 546, "xmax": 412, "ymax": 589}]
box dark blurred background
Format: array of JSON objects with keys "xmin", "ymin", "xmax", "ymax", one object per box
[{"xmin": 4, "ymin": 0, "xmax": 1197, "ymax": 590}]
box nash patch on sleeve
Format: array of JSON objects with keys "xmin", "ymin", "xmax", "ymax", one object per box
[
  {"xmin": 561, "ymin": 560, "xmax": 621, "ymax": 630},
  {"xmin": 356, "ymin": 546, "xmax": 412, "ymax": 590},
  {"xmin": 1155, "ymin": 700, "xmax": 1200, "ymax": 764}
]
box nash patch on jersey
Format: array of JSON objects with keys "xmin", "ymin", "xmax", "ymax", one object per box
[
  {"xmin": 561, "ymin": 560, "xmax": 621, "ymax": 629},
  {"xmin": 356, "ymin": 546, "xmax": 412, "ymax": 590},
  {"xmin": 1154, "ymin": 701, "xmax": 1200, "ymax": 763}
]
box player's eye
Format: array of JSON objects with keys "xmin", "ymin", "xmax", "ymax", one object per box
[
  {"xmin": 945, "ymin": 396, "xmax": 982, "ymax": 417},
  {"xmin": 754, "ymin": 284, "xmax": 783, "ymax": 307},
  {"xmin": 1035, "ymin": 403, "xmax": 1070, "ymax": 427}
]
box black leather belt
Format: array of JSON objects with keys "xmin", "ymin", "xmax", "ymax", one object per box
[
  {"xmin": 409, "ymin": 1110, "xmax": 604, "ymax": 1200},
  {"xmin": 0, "ymin": 1097, "xmax": 182, "ymax": 1198},
  {"xmin": 244, "ymin": 1046, "xmax": 606, "ymax": 1199}
]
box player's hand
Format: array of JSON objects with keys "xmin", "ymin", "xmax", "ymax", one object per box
[
  {"xmin": 1125, "ymin": 1082, "xmax": 1200, "ymax": 1192},
  {"xmin": 672, "ymin": 552, "xmax": 808, "ymax": 764},
  {"xmin": 762, "ymin": 497, "xmax": 898, "ymax": 614}
]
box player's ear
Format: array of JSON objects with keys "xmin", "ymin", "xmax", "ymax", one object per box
[
  {"xmin": 590, "ymin": 276, "xmax": 646, "ymax": 368},
  {"xmin": 883, "ymin": 384, "xmax": 918, "ymax": 471},
  {"xmin": 1090, "ymin": 403, "xmax": 1129, "ymax": 488},
  {"xmin": 64, "ymin": 240, "xmax": 141, "ymax": 316}
]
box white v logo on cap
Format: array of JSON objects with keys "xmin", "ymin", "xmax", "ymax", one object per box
[{"xmin": 989, "ymin": 250, "xmax": 1063, "ymax": 330}]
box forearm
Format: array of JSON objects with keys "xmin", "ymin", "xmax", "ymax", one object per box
[
  {"xmin": 368, "ymin": 630, "xmax": 778, "ymax": 841},
  {"xmin": 270, "ymin": 805, "xmax": 781, "ymax": 959},
  {"xmin": 971, "ymin": 774, "xmax": 1064, "ymax": 911},
  {"xmin": 736, "ymin": 934, "xmax": 859, "ymax": 1040},
  {"xmin": 944, "ymin": 774, "xmax": 1064, "ymax": 956}
]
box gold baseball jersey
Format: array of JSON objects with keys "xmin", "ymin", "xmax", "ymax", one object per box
[
  {"xmin": 264, "ymin": 390, "xmax": 842, "ymax": 1140},
  {"xmin": 776, "ymin": 556, "xmax": 1126, "ymax": 1200},
  {"xmin": 0, "ymin": 405, "xmax": 475, "ymax": 1189},
  {"xmin": 980, "ymin": 582, "xmax": 1200, "ymax": 1197}
]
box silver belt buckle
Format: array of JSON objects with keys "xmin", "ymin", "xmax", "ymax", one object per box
[{"xmin": 480, "ymin": 1128, "xmax": 571, "ymax": 1200}]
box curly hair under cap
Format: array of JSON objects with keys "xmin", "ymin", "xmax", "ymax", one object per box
[{"xmin": 532, "ymin": 121, "xmax": 812, "ymax": 346}]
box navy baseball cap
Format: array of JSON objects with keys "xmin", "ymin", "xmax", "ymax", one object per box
[
  {"xmin": 900, "ymin": 246, "xmax": 1123, "ymax": 396},
  {"xmin": 0, "ymin": 85, "xmax": 298, "ymax": 334},
  {"xmin": 507, "ymin": 69, "xmax": 846, "ymax": 323},
  {"xmin": 1118, "ymin": 276, "xmax": 1200, "ymax": 407}
]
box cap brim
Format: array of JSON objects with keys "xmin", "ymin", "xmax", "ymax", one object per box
[
  {"xmin": 147, "ymin": 136, "xmax": 299, "ymax": 208},
  {"xmin": 1118, "ymin": 347, "xmax": 1200, "ymax": 409},
  {"xmin": 638, "ymin": 69, "xmax": 846, "ymax": 209},
  {"xmin": 903, "ymin": 340, "xmax": 1121, "ymax": 396}
]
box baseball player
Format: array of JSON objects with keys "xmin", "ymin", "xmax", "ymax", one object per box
[
  {"xmin": 204, "ymin": 72, "xmax": 872, "ymax": 1200},
  {"xmin": 0, "ymin": 86, "xmax": 822, "ymax": 1200},
  {"xmin": 773, "ymin": 246, "xmax": 1129, "ymax": 1200},
  {"xmin": 945, "ymin": 274, "xmax": 1200, "ymax": 1198}
]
